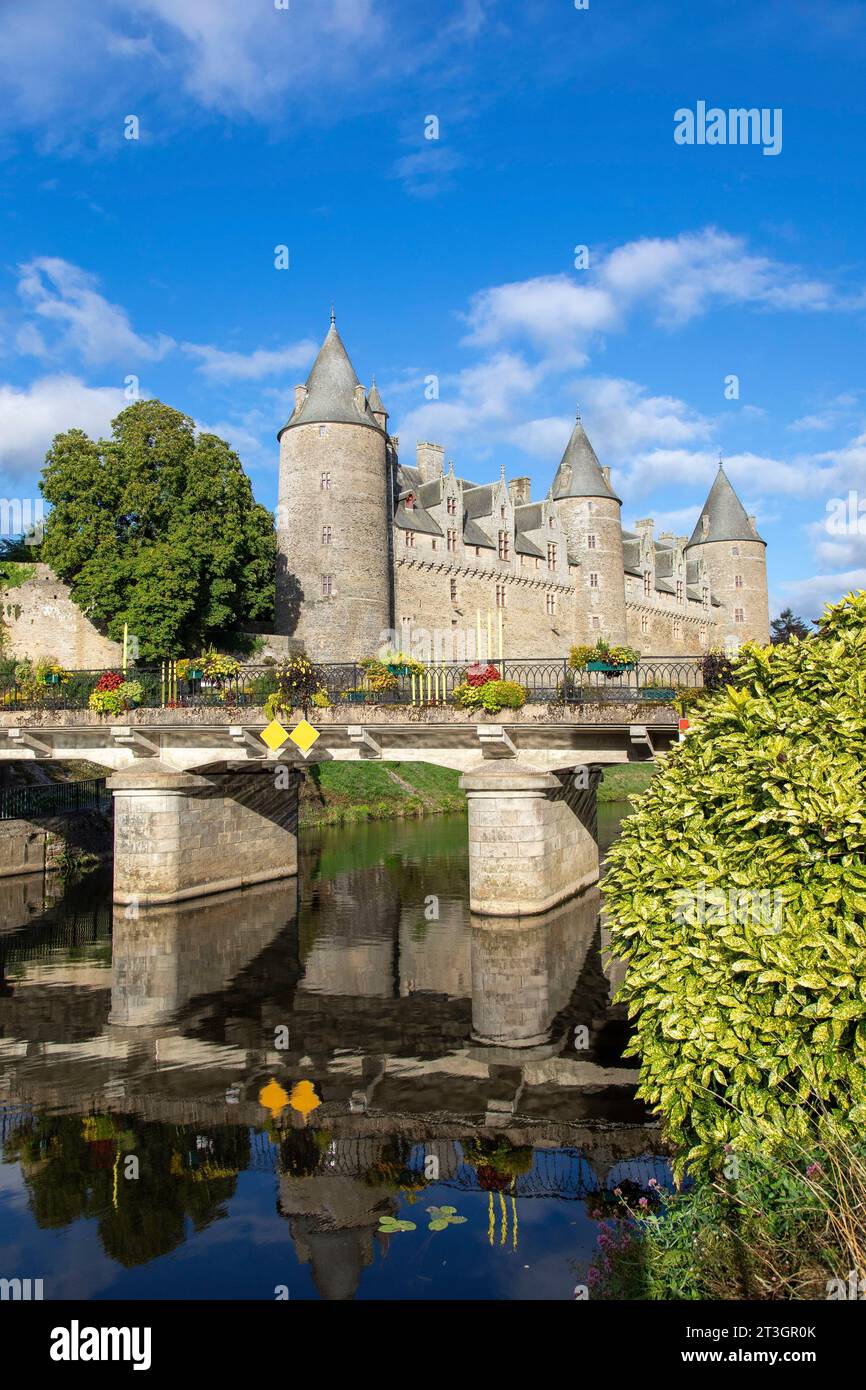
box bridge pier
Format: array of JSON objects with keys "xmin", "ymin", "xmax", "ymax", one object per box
[
  {"xmin": 107, "ymin": 761, "xmax": 300, "ymax": 905},
  {"xmin": 459, "ymin": 762, "xmax": 601, "ymax": 916}
]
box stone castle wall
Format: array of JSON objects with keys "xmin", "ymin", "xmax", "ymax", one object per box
[{"xmin": 1, "ymin": 564, "xmax": 122, "ymax": 669}]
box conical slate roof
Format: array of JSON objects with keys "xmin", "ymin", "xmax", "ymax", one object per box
[
  {"xmin": 551, "ymin": 416, "xmax": 620, "ymax": 503},
  {"xmin": 281, "ymin": 318, "xmax": 381, "ymax": 434},
  {"xmin": 367, "ymin": 379, "xmax": 386, "ymax": 415},
  {"xmin": 686, "ymin": 464, "xmax": 765, "ymax": 548}
]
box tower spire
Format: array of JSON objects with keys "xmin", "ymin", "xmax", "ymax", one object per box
[{"xmin": 330, "ymin": 304, "xmax": 336, "ymax": 325}]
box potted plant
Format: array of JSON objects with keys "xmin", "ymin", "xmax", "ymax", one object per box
[
  {"xmin": 88, "ymin": 673, "xmax": 143, "ymax": 716},
  {"xmin": 378, "ymin": 647, "xmax": 424, "ymax": 677},
  {"xmin": 585, "ymin": 640, "xmax": 640, "ymax": 675},
  {"xmin": 359, "ymin": 658, "xmax": 399, "ymax": 697},
  {"xmin": 641, "ymin": 678, "xmax": 676, "ymax": 702}
]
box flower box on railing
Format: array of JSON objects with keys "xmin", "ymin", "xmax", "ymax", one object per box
[
  {"xmin": 641, "ymin": 687, "xmax": 676, "ymax": 702},
  {"xmin": 189, "ymin": 668, "xmax": 203, "ymax": 681},
  {"xmin": 43, "ymin": 673, "xmax": 62, "ymax": 685},
  {"xmin": 385, "ymin": 663, "xmax": 411, "ymax": 677},
  {"xmin": 586, "ymin": 660, "xmax": 636, "ymax": 675}
]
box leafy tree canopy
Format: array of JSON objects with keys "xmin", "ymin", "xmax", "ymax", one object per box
[
  {"xmin": 39, "ymin": 400, "xmax": 275, "ymax": 659},
  {"xmin": 604, "ymin": 591, "xmax": 866, "ymax": 1174}
]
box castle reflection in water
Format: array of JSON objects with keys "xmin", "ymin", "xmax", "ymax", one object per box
[{"xmin": 0, "ymin": 813, "xmax": 669, "ymax": 1300}]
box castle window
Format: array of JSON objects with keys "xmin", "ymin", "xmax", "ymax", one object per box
[
  {"xmin": 643, "ymin": 572, "xmax": 651, "ymax": 597},
  {"xmin": 450, "ymin": 578, "xmax": 457, "ymax": 601},
  {"xmin": 496, "ymin": 583, "xmax": 506, "ymax": 609},
  {"xmin": 319, "ymin": 426, "xmax": 327, "ymax": 437},
  {"xmin": 590, "ymin": 614, "xmax": 600, "ymax": 630},
  {"xmin": 447, "ymin": 529, "xmax": 457, "ymax": 552},
  {"xmin": 447, "ymin": 496, "xmax": 457, "ymax": 516},
  {"xmin": 405, "ymin": 493, "xmax": 415, "ymax": 509},
  {"xmin": 404, "ymin": 530, "xmax": 415, "ymax": 548},
  {"xmin": 535, "ymin": 557, "xmax": 541, "ymax": 570},
  {"xmin": 321, "ymin": 472, "xmax": 331, "ymax": 489},
  {"xmin": 547, "ymin": 543, "xmax": 557, "ymax": 570},
  {"xmin": 587, "ymin": 534, "xmax": 597, "ymax": 550},
  {"xmin": 734, "ymin": 574, "xmax": 743, "ymax": 589},
  {"xmin": 731, "ymin": 546, "xmax": 739, "ymax": 556},
  {"xmin": 549, "ymin": 516, "xmax": 556, "ymax": 528},
  {"xmin": 676, "ymin": 580, "xmax": 683, "ymax": 602},
  {"xmin": 735, "ymin": 606, "xmax": 745, "ymax": 623},
  {"xmin": 699, "ymin": 624, "xmax": 708, "ymax": 647},
  {"xmin": 322, "ymin": 526, "xmax": 331, "ymax": 545},
  {"xmin": 501, "ymin": 505, "xmax": 506, "ymax": 519},
  {"xmin": 321, "ymin": 575, "xmax": 332, "ymax": 597},
  {"xmin": 546, "ymin": 593, "xmax": 556, "ymax": 616},
  {"xmin": 702, "ymin": 588, "xmax": 709, "ymax": 608},
  {"xmin": 640, "ymin": 614, "xmax": 649, "ymax": 635},
  {"xmin": 475, "ymin": 547, "xmax": 481, "ymax": 557},
  {"xmin": 431, "ymin": 537, "xmax": 437, "ymax": 551},
  {"xmin": 589, "ymin": 572, "xmax": 599, "ymax": 589},
  {"xmin": 498, "ymin": 531, "xmax": 510, "ymax": 561},
  {"xmin": 673, "ymin": 618, "xmax": 682, "ymax": 640}
]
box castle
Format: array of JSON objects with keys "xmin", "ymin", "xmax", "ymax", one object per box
[{"xmin": 276, "ymin": 316, "xmax": 770, "ymax": 662}]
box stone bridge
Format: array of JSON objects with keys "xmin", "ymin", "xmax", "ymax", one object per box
[{"xmin": 0, "ymin": 702, "xmax": 678, "ymax": 916}]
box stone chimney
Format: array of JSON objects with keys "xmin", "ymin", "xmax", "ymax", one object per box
[
  {"xmin": 294, "ymin": 384, "xmax": 308, "ymax": 413},
  {"xmin": 748, "ymin": 513, "xmax": 758, "ymax": 535},
  {"xmin": 602, "ymin": 465, "xmax": 612, "ymax": 487},
  {"xmin": 508, "ymin": 477, "xmax": 531, "ymax": 507},
  {"xmin": 353, "ymin": 384, "xmax": 367, "ymax": 415},
  {"xmin": 416, "ymin": 442, "xmax": 445, "ymax": 482},
  {"xmin": 635, "ymin": 518, "xmax": 655, "ymax": 540}
]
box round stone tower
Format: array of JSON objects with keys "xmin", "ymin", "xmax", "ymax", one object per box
[
  {"xmin": 551, "ymin": 412, "xmax": 627, "ymax": 646},
  {"xmin": 276, "ymin": 314, "xmax": 392, "ymax": 661},
  {"xmin": 685, "ymin": 462, "xmax": 769, "ymax": 648}
]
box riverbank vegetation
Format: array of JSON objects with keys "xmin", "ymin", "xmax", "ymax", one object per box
[
  {"xmin": 298, "ymin": 761, "xmax": 465, "ymax": 828},
  {"xmin": 600, "ymin": 590, "xmax": 866, "ymax": 1298}
]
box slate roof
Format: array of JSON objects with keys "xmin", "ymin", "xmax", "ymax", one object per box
[
  {"xmin": 686, "ymin": 464, "xmax": 765, "ymax": 548},
  {"xmin": 280, "ymin": 320, "xmax": 382, "ymax": 435},
  {"xmin": 551, "ymin": 417, "xmax": 621, "ymax": 503}
]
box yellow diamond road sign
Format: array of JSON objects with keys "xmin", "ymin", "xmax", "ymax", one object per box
[
  {"xmin": 260, "ymin": 719, "xmax": 290, "ymax": 751},
  {"xmin": 288, "ymin": 718, "xmax": 320, "ymax": 756}
]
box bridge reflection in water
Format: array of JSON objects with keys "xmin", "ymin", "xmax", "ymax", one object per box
[{"xmin": 0, "ymin": 812, "xmax": 669, "ymax": 1300}]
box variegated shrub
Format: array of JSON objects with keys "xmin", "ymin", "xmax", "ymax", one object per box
[{"xmin": 603, "ymin": 590, "xmax": 866, "ymax": 1173}]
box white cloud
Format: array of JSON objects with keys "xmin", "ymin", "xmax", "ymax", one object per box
[
  {"xmin": 391, "ymin": 146, "xmax": 467, "ymax": 198},
  {"xmin": 0, "ymin": 375, "xmax": 127, "ymax": 480},
  {"xmin": 17, "ymin": 258, "xmax": 173, "ymax": 366},
  {"xmin": 777, "ymin": 569, "xmax": 866, "ymax": 620},
  {"xmin": 462, "ymin": 274, "xmax": 616, "ymax": 352},
  {"xmin": 182, "ymin": 339, "xmax": 316, "ymax": 381},
  {"xmin": 461, "ymin": 228, "xmax": 858, "ymax": 358}
]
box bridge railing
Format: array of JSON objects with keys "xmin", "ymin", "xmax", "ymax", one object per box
[
  {"xmin": 0, "ymin": 657, "xmax": 704, "ymax": 712},
  {"xmin": 0, "ymin": 777, "xmax": 107, "ymax": 820}
]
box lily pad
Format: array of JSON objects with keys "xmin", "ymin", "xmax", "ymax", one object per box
[{"xmin": 378, "ymin": 1216, "xmax": 416, "ymax": 1233}]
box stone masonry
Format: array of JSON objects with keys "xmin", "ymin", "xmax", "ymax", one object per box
[{"xmin": 108, "ymin": 762, "xmax": 300, "ymax": 904}]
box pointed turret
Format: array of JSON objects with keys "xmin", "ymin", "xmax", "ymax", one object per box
[
  {"xmin": 280, "ymin": 315, "xmax": 381, "ymax": 437},
  {"xmin": 367, "ymin": 378, "xmax": 388, "ymax": 430},
  {"xmin": 551, "ymin": 412, "xmax": 621, "ymax": 503},
  {"xmin": 549, "ymin": 409, "xmax": 627, "ymax": 646},
  {"xmin": 686, "ymin": 462, "xmax": 765, "ymax": 548},
  {"xmin": 684, "ymin": 459, "xmax": 769, "ymax": 646}
]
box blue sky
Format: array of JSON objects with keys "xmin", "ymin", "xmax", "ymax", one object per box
[{"xmin": 1, "ymin": 0, "xmax": 865, "ymax": 620}]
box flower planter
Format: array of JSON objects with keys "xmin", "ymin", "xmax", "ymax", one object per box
[
  {"xmin": 587, "ymin": 660, "xmax": 636, "ymax": 675},
  {"xmin": 386, "ymin": 663, "xmax": 411, "ymax": 677},
  {"xmin": 346, "ymin": 690, "xmax": 367, "ymax": 703},
  {"xmin": 43, "ymin": 673, "xmax": 61, "ymax": 685},
  {"xmin": 189, "ymin": 669, "xmax": 203, "ymax": 681},
  {"xmin": 641, "ymin": 688, "xmax": 676, "ymax": 702}
]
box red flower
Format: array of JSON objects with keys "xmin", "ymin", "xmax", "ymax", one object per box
[
  {"xmin": 95, "ymin": 671, "xmax": 123, "ymax": 692},
  {"xmin": 466, "ymin": 662, "xmax": 501, "ymax": 687}
]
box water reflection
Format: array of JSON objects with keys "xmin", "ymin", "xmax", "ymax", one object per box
[{"xmin": 0, "ymin": 811, "xmax": 667, "ymax": 1300}]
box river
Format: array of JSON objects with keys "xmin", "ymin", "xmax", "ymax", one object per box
[{"xmin": 0, "ymin": 801, "xmax": 670, "ymax": 1300}]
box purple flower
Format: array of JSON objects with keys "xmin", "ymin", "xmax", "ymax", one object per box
[
  {"xmin": 638, "ymin": 1197, "xmax": 649, "ymax": 1208},
  {"xmin": 806, "ymin": 1162, "xmax": 823, "ymax": 1179}
]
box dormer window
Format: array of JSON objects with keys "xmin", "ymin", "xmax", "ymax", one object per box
[
  {"xmin": 500, "ymin": 505, "xmax": 506, "ymax": 519},
  {"xmin": 405, "ymin": 493, "xmax": 415, "ymax": 510},
  {"xmin": 446, "ymin": 496, "xmax": 457, "ymax": 516},
  {"xmin": 643, "ymin": 572, "xmax": 651, "ymax": 597}
]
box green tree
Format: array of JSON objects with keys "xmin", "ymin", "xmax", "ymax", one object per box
[
  {"xmin": 770, "ymin": 606, "xmax": 812, "ymax": 644},
  {"xmin": 603, "ymin": 590, "xmax": 866, "ymax": 1174},
  {"xmin": 39, "ymin": 400, "xmax": 275, "ymax": 659}
]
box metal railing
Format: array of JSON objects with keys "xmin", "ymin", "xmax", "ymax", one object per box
[
  {"xmin": 0, "ymin": 657, "xmax": 703, "ymax": 712},
  {"xmin": 0, "ymin": 777, "xmax": 107, "ymax": 821}
]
